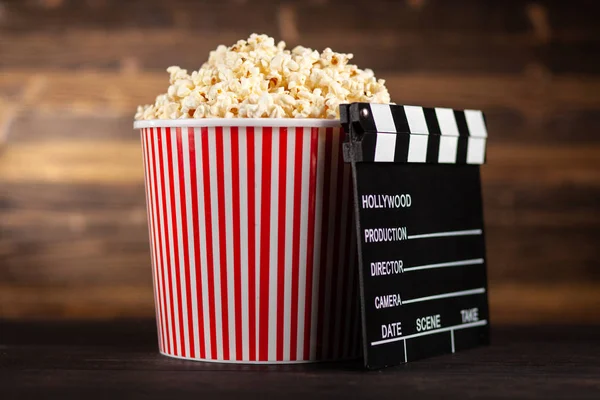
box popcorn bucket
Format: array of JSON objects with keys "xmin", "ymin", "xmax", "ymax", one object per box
[{"xmin": 134, "ymin": 119, "xmax": 361, "ymax": 363}]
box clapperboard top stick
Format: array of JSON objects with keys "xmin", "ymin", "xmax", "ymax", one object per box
[
  {"xmin": 341, "ymin": 102, "xmax": 488, "ymax": 165},
  {"xmin": 340, "ymin": 102, "xmax": 491, "ymax": 369}
]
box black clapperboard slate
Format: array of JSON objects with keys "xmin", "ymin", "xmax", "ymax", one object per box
[{"xmin": 340, "ymin": 102, "xmax": 491, "ymax": 370}]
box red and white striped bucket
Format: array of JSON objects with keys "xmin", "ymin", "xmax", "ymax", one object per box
[{"xmin": 134, "ymin": 119, "xmax": 361, "ymax": 363}]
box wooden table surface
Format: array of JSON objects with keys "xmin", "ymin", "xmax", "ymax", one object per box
[{"xmin": 1, "ymin": 320, "xmax": 598, "ymax": 399}]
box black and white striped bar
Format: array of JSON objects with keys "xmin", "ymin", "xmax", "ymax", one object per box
[{"xmin": 340, "ymin": 103, "xmax": 488, "ymax": 164}]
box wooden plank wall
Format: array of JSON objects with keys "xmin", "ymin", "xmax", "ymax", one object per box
[{"xmin": 0, "ymin": 0, "xmax": 598, "ymax": 323}]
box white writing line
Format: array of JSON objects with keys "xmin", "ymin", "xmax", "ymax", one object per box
[
  {"xmin": 404, "ymin": 258, "xmax": 484, "ymax": 272},
  {"xmin": 403, "ymin": 339, "xmax": 407, "ymax": 363},
  {"xmin": 372, "ymin": 320, "xmax": 488, "ymax": 346},
  {"xmin": 402, "ymin": 288, "xmax": 486, "ymax": 305},
  {"xmin": 451, "ymin": 329, "xmax": 455, "ymax": 353},
  {"xmin": 407, "ymin": 229, "xmax": 482, "ymax": 240}
]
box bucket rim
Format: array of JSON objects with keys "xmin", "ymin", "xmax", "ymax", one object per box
[{"xmin": 134, "ymin": 118, "xmax": 341, "ymax": 129}]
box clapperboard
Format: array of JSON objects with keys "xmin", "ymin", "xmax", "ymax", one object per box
[{"xmin": 340, "ymin": 102, "xmax": 490, "ymax": 369}]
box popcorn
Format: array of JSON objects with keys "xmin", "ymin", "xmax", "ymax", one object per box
[{"xmin": 135, "ymin": 34, "xmax": 391, "ymax": 120}]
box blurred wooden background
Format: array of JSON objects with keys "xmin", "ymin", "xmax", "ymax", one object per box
[{"xmin": 0, "ymin": 0, "xmax": 598, "ymax": 323}]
